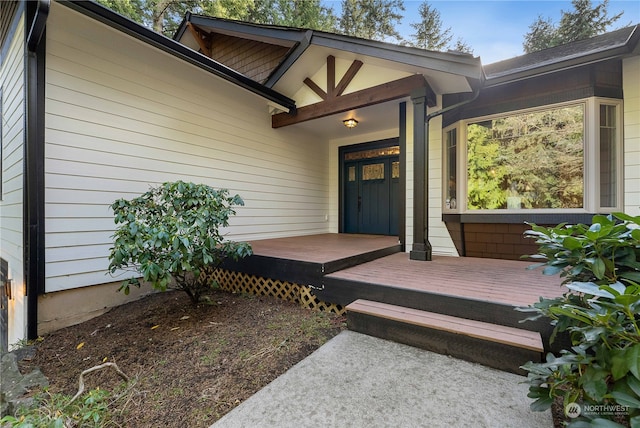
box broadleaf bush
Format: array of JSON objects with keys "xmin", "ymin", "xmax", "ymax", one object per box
[
  {"xmin": 108, "ymin": 181, "xmax": 252, "ymax": 304},
  {"xmin": 520, "ymin": 213, "xmax": 640, "ymax": 427}
]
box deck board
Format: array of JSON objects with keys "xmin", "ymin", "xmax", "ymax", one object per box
[
  {"xmin": 249, "ymin": 233, "xmax": 400, "ymax": 264},
  {"xmin": 347, "ymin": 299, "xmax": 543, "ymax": 351},
  {"xmin": 325, "ymin": 252, "xmax": 564, "ymax": 307}
]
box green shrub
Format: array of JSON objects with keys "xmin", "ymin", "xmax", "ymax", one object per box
[
  {"xmin": 108, "ymin": 181, "xmax": 252, "ymax": 304},
  {"xmin": 520, "ymin": 213, "xmax": 640, "ymax": 427},
  {"xmin": 0, "ymin": 388, "xmax": 113, "ymax": 427}
]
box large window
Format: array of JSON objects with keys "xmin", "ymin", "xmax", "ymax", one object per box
[{"xmin": 443, "ymin": 98, "xmax": 622, "ymax": 213}]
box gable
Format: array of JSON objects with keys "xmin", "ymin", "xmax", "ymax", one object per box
[{"xmin": 210, "ymin": 33, "xmax": 289, "ymax": 83}]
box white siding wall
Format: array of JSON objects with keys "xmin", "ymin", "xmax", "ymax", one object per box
[
  {"xmin": 428, "ymin": 113, "xmax": 457, "ymax": 256},
  {"xmin": 44, "ymin": 3, "xmax": 329, "ymax": 293},
  {"xmin": 623, "ymin": 56, "xmax": 640, "ymax": 216},
  {"xmin": 0, "ymin": 11, "xmax": 26, "ymax": 345}
]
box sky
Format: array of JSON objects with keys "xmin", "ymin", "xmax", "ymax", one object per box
[{"xmin": 323, "ymin": 1, "xmax": 640, "ymax": 64}]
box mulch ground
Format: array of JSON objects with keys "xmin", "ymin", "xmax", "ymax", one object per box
[{"xmin": 18, "ymin": 290, "xmax": 345, "ymax": 427}]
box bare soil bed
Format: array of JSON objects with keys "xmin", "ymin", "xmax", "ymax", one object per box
[{"xmin": 18, "ymin": 290, "xmax": 345, "ymax": 427}]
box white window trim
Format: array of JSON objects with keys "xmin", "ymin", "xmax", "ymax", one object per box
[{"xmin": 442, "ymin": 97, "xmax": 623, "ymax": 214}]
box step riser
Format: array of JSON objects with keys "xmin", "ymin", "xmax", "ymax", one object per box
[{"xmin": 347, "ymin": 312, "xmax": 542, "ymax": 375}]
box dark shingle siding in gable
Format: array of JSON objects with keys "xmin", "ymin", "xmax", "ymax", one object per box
[{"xmin": 211, "ymin": 34, "xmax": 290, "ymax": 84}]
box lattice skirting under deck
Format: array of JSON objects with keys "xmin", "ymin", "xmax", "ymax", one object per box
[{"xmin": 203, "ymin": 268, "xmax": 345, "ymax": 315}]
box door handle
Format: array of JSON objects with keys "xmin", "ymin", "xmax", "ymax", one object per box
[{"xmin": 358, "ymin": 196, "xmax": 362, "ymax": 212}]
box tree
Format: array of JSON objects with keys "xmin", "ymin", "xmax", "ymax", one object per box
[
  {"xmin": 95, "ymin": 0, "xmax": 143, "ymax": 20},
  {"xmin": 338, "ymin": 0, "xmax": 405, "ymax": 42},
  {"xmin": 244, "ymin": 0, "xmax": 337, "ymax": 32},
  {"xmin": 523, "ymin": 0, "xmax": 623, "ymax": 53},
  {"xmin": 96, "ymin": 0, "xmax": 197, "ymax": 34},
  {"xmin": 408, "ymin": 2, "xmax": 451, "ymax": 51},
  {"xmin": 523, "ymin": 15, "xmax": 560, "ymax": 54},
  {"xmin": 450, "ymin": 38, "xmax": 474, "ymax": 55},
  {"xmin": 97, "ymin": 0, "xmax": 338, "ymax": 37},
  {"xmin": 466, "ymin": 124, "xmax": 507, "ymax": 210},
  {"xmin": 108, "ymin": 181, "xmax": 252, "ymax": 304}
]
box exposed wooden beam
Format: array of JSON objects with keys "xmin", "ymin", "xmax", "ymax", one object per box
[
  {"xmin": 303, "ymin": 77, "xmax": 327, "ymax": 100},
  {"xmin": 327, "ymin": 55, "xmax": 336, "ymax": 98},
  {"xmin": 335, "ymin": 60, "xmax": 363, "ymax": 97},
  {"xmin": 272, "ymin": 74, "xmax": 429, "ymax": 128},
  {"xmin": 187, "ymin": 22, "xmax": 212, "ymax": 57}
]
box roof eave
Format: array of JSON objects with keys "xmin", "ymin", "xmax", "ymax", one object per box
[
  {"xmin": 60, "ymin": 1, "xmax": 296, "ymax": 113},
  {"xmin": 179, "ymin": 13, "xmax": 307, "ymax": 44},
  {"xmin": 264, "ymin": 30, "xmax": 313, "ymax": 88},
  {"xmin": 486, "ymin": 25, "xmax": 640, "ymax": 87},
  {"xmin": 310, "ymin": 32, "xmax": 483, "ymax": 82}
]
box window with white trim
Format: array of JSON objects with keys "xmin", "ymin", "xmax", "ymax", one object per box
[{"xmin": 443, "ymin": 98, "xmax": 622, "ymax": 213}]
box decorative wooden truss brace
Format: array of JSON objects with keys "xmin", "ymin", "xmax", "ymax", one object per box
[
  {"xmin": 272, "ymin": 55, "xmax": 433, "ymax": 128},
  {"xmin": 303, "ymin": 55, "xmax": 363, "ymax": 100},
  {"xmin": 187, "ymin": 22, "xmax": 212, "ymax": 57}
]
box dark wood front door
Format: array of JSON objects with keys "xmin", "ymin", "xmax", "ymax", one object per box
[{"xmin": 344, "ymin": 156, "xmax": 399, "ymax": 235}]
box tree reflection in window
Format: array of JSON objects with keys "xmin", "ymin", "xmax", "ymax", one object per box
[{"xmin": 467, "ymin": 105, "xmax": 584, "ymax": 210}]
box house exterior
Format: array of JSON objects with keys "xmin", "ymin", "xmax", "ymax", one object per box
[{"xmin": 0, "ymin": 0, "xmax": 638, "ymax": 350}]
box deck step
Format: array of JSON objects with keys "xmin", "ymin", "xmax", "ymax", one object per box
[{"xmin": 346, "ymin": 299, "xmax": 543, "ymax": 374}]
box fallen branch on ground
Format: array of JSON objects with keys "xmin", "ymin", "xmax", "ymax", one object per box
[
  {"xmin": 68, "ymin": 362, "xmax": 130, "ymax": 405},
  {"xmin": 246, "ymin": 339, "xmax": 288, "ymax": 361}
]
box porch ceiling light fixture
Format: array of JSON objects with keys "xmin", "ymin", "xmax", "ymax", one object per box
[{"xmin": 343, "ymin": 118, "xmax": 358, "ymax": 129}]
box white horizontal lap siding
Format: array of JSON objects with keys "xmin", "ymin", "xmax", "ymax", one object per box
[
  {"xmin": 0, "ymin": 12, "xmax": 26, "ymax": 344},
  {"xmin": 43, "ymin": 3, "xmax": 329, "ymax": 292},
  {"xmin": 623, "ymin": 56, "xmax": 640, "ymax": 216},
  {"xmin": 427, "ymin": 114, "xmax": 457, "ymax": 256}
]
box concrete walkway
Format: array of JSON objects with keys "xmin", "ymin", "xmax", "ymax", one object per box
[{"xmin": 213, "ymin": 331, "xmax": 552, "ymax": 428}]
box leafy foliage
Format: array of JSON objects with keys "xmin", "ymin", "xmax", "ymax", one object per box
[
  {"xmin": 520, "ymin": 213, "xmax": 640, "ymax": 426},
  {"xmin": 96, "ymin": 0, "xmax": 338, "ymax": 36},
  {"xmin": 0, "ymin": 388, "xmax": 116, "ymax": 428},
  {"xmin": 108, "ymin": 181, "xmax": 252, "ymax": 304},
  {"xmin": 245, "ymin": 0, "xmax": 338, "ymax": 31},
  {"xmin": 466, "ymin": 104, "xmax": 584, "ymax": 210},
  {"xmin": 97, "ymin": 0, "xmax": 473, "ymax": 54},
  {"xmin": 523, "ymin": 0, "xmax": 624, "ymax": 53},
  {"xmin": 466, "ymin": 123, "xmax": 507, "ymax": 210}
]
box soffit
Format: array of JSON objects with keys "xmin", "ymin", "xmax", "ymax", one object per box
[
  {"xmin": 271, "ymin": 44, "xmax": 476, "ymax": 101},
  {"xmin": 289, "ymin": 98, "xmax": 406, "ymax": 141}
]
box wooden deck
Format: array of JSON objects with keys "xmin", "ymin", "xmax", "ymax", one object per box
[
  {"xmin": 223, "ymin": 233, "xmax": 401, "ymax": 285},
  {"xmin": 324, "ymin": 252, "xmax": 564, "ymax": 307},
  {"xmin": 223, "ymin": 233, "xmax": 566, "ymax": 350},
  {"xmin": 249, "ymin": 233, "xmax": 400, "ymax": 264}
]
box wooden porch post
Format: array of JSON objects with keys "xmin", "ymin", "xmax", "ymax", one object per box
[{"xmin": 410, "ymin": 88, "xmax": 432, "ymax": 261}]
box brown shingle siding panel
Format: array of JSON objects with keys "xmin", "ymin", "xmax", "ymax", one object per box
[
  {"xmin": 508, "ymin": 224, "xmax": 530, "ymax": 234},
  {"xmin": 444, "ymin": 222, "xmax": 549, "ymax": 260},
  {"xmin": 210, "ymin": 33, "xmax": 289, "ymax": 83}
]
